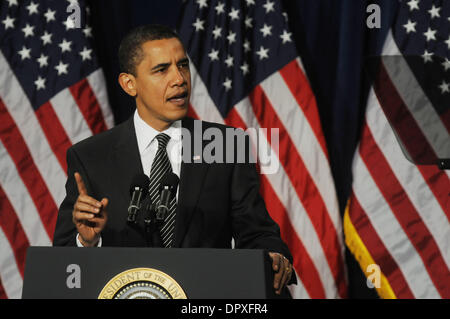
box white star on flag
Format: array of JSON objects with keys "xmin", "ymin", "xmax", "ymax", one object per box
[
  {"xmin": 41, "ymin": 31, "xmax": 52, "ymax": 45},
  {"xmin": 256, "ymin": 46, "xmax": 269, "ymax": 60},
  {"xmin": 58, "ymin": 39, "xmax": 72, "ymax": 53},
  {"xmin": 260, "ymin": 24, "xmax": 272, "ymax": 37},
  {"xmin": 223, "ymin": 77, "xmax": 232, "ymax": 91},
  {"xmin": 229, "ymin": 8, "xmax": 239, "ymax": 21},
  {"xmin": 212, "ymin": 26, "xmax": 222, "ymax": 39},
  {"xmin": 2, "ymin": 15, "xmax": 15, "ymax": 30},
  {"xmin": 79, "ymin": 47, "xmax": 92, "ymax": 61},
  {"xmin": 407, "ymin": 0, "xmax": 419, "ymax": 11},
  {"xmin": 227, "ymin": 31, "xmax": 236, "ymax": 44},
  {"xmin": 240, "ymin": 62, "xmax": 249, "ymax": 75},
  {"xmin": 422, "ymin": 50, "xmax": 433, "ymax": 63},
  {"xmin": 263, "ymin": 0, "xmax": 275, "ymax": 13},
  {"xmin": 37, "ymin": 54, "xmax": 49, "ymax": 67},
  {"xmin": 193, "ymin": 18, "xmax": 205, "ymax": 31},
  {"xmin": 83, "ymin": 26, "xmax": 93, "ymax": 37},
  {"xmin": 439, "ymin": 80, "xmax": 450, "ymax": 93},
  {"xmin": 7, "ymin": 0, "xmax": 18, "ymax": 7},
  {"xmin": 44, "ymin": 8, "xmax": 56, "ymax": 22},
  {"xmin": 423, "ymin": 27, "xmax": 437, "ymax": 41},
  {"xmin": 26, "ymin": 1, "xmax": 39, "ymax": 15},
  {"xmin": 442, "ymin": 58, "xmax": 450, "ymax": 71},
  {"xmin": 428, "ymin": 5, "xmax": 441, "ymax": 18},
  {"xmin": 18, "ymin": 46, "xmax": 31, "ymax": 60},
  {"xmin": 22, "ymin": 24, "xmax": 35, "ymax": 38},
  {"xmin": 403, "ymin": 19, "xmax": 416, "ymax": 33},
  {"xmin": 280, "ymin": 30, "xmax": 292, "ymax": 43},
  {"xmin": 196, "ymin": 0, "xmax": 207, "ymax": 9},
  {"xmin": 208, "ymin": 48, "xmax": 219, "ymax": 61},
  {"xmin": 244, "ymin": 16, "xmax": 253, "ymax": 28},
  {"xmin": 215, "ymin": 2, "xmax": 225, "ymax": 14},
  {"xmin": 224, "ymin": 55, "xmax": 233, "ymax": 68},
  {"xmin": 34, "ymin": 76, "xmax": 46, "ymax": 90},
  {"xmin": 55, "ymin": 61, "xmax": 69, "ymax": 75}
]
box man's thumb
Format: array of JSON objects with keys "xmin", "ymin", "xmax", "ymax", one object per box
[{"xmin": 101, "ymin": 198, "xmax": 109, "ymax": 207}]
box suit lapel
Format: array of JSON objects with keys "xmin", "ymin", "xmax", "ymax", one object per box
[
  {"xmin": 110, "ymin": 117, "xmax": 144, "ymax": 206},
  {"xmin": 174, "ymin": 117, "xmax": 209, "ymax": 247}
]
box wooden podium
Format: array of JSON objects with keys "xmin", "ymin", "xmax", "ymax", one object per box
[{"xmin": 22, "ymin": 247, "xmax": 285, "ymax": 299}]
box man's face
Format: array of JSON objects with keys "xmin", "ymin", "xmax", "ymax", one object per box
[{"xmin": 132, "ymin": 38, "xmax": 191, "ymax": 130}]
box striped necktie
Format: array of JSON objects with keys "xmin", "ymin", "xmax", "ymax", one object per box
[{"xmin": 148, "ymin": 133, "xmax": 177, "ymax": 247}]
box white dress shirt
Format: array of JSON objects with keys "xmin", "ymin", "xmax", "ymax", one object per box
[{"xmin": 76, "ymin": 110, "xmax": 183, "ymax": 247}]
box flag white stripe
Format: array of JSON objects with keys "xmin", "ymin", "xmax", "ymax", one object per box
[
  {"xmin": 0, "ymin": 228, "xmax": 23, "ymax": 299},
  {"xmin": 189, "ymin": 61, "xmax": 225, "ymax": 124},
  {"xmin": 0, "ymin": 52, "xmax": 66, "ymax": 207},
  {"xmin": 382, "ymin": 32, "xmax": 450, "ymax": 159},
  {"xmin": 352, "ymin": 144, "xmax": 440, "ymax": 298},
  {"xmin": 0, "ymin": 141, "xmax": 52, "ymax": 246},
  {"xmin": 87, "ymin": 69, "xmax": 114, "ymax": 129},
  {"xmin": 260, "ymin": 70, "xmax": 343, "ymax": 243},
  {"xmin": 366, "ymin": 89, "xmax": 450, "ymax": 269},
  {"xmin": 50, "ymin": 88, "xmax": 93, "ymax": 145},
  {"xmin": 287, "ymin": 269, "xmax": 310, "ymax": 299},
  {"xmin": 235, "ymin": 97, "xmax": 338, "ymax": 298}
]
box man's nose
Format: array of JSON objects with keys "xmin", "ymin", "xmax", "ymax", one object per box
[{"xmin": 170, "ymin": 67, "xmax": 186, "ymax": 86}]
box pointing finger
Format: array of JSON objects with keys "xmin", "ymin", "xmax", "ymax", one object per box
[{"xmin": 74, "ymin": 172, "xmax": 87, "ymax": 195}]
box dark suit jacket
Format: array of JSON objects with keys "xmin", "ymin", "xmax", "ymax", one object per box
[{"xmin": 53, "ymin": 116, "xmax": 293, "ymax": 263}]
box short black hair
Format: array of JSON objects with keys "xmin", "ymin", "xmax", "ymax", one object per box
[{"xmin": 118, "ymin": 24, "xmax": 183, "ymax": 75}]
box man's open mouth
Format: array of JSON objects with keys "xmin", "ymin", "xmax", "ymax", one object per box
[{"xmin": 167, "ymin": 91, "xmax": 188, "ymax": 102}]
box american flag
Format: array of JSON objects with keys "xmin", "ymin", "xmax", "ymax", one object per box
[
  {"xmin": 0, "ymin": 0, "xmax": 113, "ymax": 298},
  {"xmin": 178, "ymin": 0, "xmax": 347, "ymax": 298},
  {"xmin": 345, "ymin": 0, "xmax": 450, "ymax": 298}
]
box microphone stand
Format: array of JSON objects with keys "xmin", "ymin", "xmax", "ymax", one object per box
[{"xmin": 144, "ymin": 202, "xmax": 163, "ymax": 248}]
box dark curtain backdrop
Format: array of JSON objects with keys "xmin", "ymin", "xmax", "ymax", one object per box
[{"xmin": 87, "ymin": 0, "xmax": 399, "ymax": 298}]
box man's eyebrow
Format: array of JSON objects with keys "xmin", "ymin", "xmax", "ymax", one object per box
[
  {"xmin": 151, "ymin": 58, "xmax": 189, "ymax": 71},
  {"xmin": 177, "ymin": 57, "xmax": 189, "ymax": 64},
  {"xmin": 151, "ymin": 62, "xmax": 170, "ymax": 71}
]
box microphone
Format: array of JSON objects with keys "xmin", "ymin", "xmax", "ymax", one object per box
[
  {"xmin": 155, "ymin": 172, "xmax": 179, "ymax": 221},
  {"xmin": 127, "ymin": 174, "xmax": 150, "ymax": 223}
]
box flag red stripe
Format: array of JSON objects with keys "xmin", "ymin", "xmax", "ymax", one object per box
[
  {"xmin": 348, "ymin": 193, "xmax": 415, "ymax": 298},
  {"xmin": 69, "ymin": 78, "xmax": 108, "ymax": 135},
  {"xmin": 225, "ymin": 107, "xmax": 326, "ymax": 298},
  {"xmin": 224, "ymin": 107, "xmax": 247, "ymax": 130},
  {"xmin": 359, "ymin": 124, "xmax": 449, "ymax": 298},
  {"xmin": 35, "ymin": 102, "xmax": 71, "ymax": 173},
  {"xmin": 248, "ymin": 85, "xmax": 347, "ymax": 297},
  {"xmin": 187, "ymin": 103, "xmax": 200, "ymax": 119},
  {"xmin": 279, "ymin": 60, "xmax": 329, "ymax": 159},
  {"xmin": 416, "ymin": 165, "xmax": 450, "ymax": 222},
  {"xmin": 439, "ymin": 108, "xmax": 450, "ymax": 134},
  {"xmin": 0, "ymin": 186, "xmax": 29, "ymax": 276},
  {"xmin": 374, "ymin": 63, "xmax": 438, "ymax": 164},
  {"xmin": 0, "ymin": 278, "xmax": 6, "ymax": 299},
  {"xmin": 0, "ymin": 98, "xmax": 57, "ymax": 239}
]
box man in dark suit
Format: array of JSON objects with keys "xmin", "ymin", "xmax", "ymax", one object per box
[{"xmin": 53, "ymin": 24, "xmax": 294, "ymax": 295}]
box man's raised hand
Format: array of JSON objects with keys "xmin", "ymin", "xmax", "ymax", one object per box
[{"xmin": 72, "ymin": 172, "xmax": 108, "ymax": 247}]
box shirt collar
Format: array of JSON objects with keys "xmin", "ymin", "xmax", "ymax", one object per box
[{"xmin": 134, "ymin": 110, "xmax": 182, "ymax": 155}]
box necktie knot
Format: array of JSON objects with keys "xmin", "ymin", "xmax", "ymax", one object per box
[{"xmin": 155, "ymin": 133, "xmax": 170, "ymax": 150}]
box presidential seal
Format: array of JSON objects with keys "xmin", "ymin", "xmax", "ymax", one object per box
[{"xmin": 98, "ymin": 268, "xmax": 187, "ymax": 299}]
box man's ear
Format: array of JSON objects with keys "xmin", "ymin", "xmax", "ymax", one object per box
[{"xmin": 118, "ymin": 72, "xmax": 137, "ymax": 97}]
